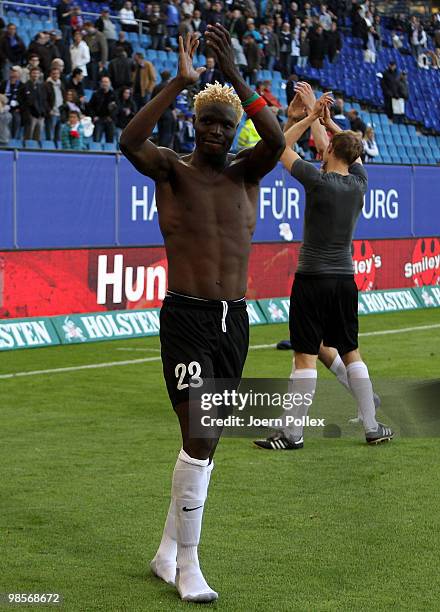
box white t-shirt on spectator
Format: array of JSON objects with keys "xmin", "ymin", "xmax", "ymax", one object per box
[{"xmin": 119, "ymin": 7, "xmax": 137, "ymax": 26}]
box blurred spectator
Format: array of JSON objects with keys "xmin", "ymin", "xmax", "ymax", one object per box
[
  {"xmin": 326, "ymin": 21, "xmax": 342, "ymax": 63},
  {"xmin": 21, "ymin": 54, "xmax": 42, "ymax": 84},
  {"xmin": 231, "ymin": 37, "xmax": 247, "ymax": 74},
  {"xmin": 131, "ymin": 52, "xmax": 156, "ymax": 108},
  {"xmin": 228, "ymin": 9, "xmax": 246, "ymax": 43},
  {"xmin": 279, "ymin": 22, "xmax": 292, "ymax": 78},
  {"xmin": 165, "ymin": 0, "xmax": 180, "ymax": 38},
  {"xmin": 285, "ymin": 73, "xmax": 299, "ymax": 106},
  {"xmin": 393, "ymin": 71, "xmax": 408, "ymax": 123},
  {"xmin": 119, "ymin": 1, "xmax": 138, "ymax": 33},
  {"xmin": 56, "ymin": 0, "xmax": 72, "ymax": 45},
  {"xmin": 199, "ymin": 57, "xmax": 224, "ymax": 88},
  {"xmin": 0, "ymin": 93, "xmax": 12, "ymax": 144},
  {"xmin": 332, "ymin": 98, "xmax": 350, "ymax": 130},
  {"xmin": 83, "ymin": 22, "xmax": 108, "ymax": 88},
  {"xmin": 60, "ymin": 109, "xmax": 85, "ymax": 149},
  {"xmin": 206, "ymin": 2, "xmax": 227, "ymax": 27},
  {"xmin": 114, "ymin": 86, "xmax": 137, "ymax": 131},
  {"xmin": 309, "ymin": 25, "xmax": 326, "ymax": 69},
  {"xmin": 319, "ymin": 4, "xmax": 335, "ymax": 31},
  {"xmin": 70, "ymin": 6, "xmax": 84, "ymax": 32},
  {"xmin": 374, "ymin": 15, "xmax": 382, "ymax": 52},
  {"xmin": 362, "ymin": 126, "xmax": 379, "ymax": 162},
  {"xmin": 113, "ymin": 31, "xmax": 133, "ymax": 59},
  {"xmin": 70, "ymin": 31, "xmax": 90, "ymax": 78},
  {"xmin": 258, "ymin": 80, "xmax": 282, "ymax": 109},
  {"xmin": 89, "ymin": 75, "xmax": 116, "ymax": 143},
  {"xmin": 290, "ymin": 29, "xmax": 300, "ymax": 70},
  {"xmin": 260, "ymin": 23, "xmax": 279, "ymax": 71},
  {"xmin": 347, "ymin": 109, "xmax": 366, "ymax": 135},
  {"xmin": 175, "ymin": 111, "xmax": 195, "ymax": 153},
  {"xmin": 411, "ymin": 24, "xmax": 427, "ymax": 58},
  {"xmin": 298, "ymin": 29, "xmax": 310, "ymax": 68},
  {"xmin": 0, "ymin": 66, "xmax": 23, "ymax": 138},
  {"xmin": 59, "ymin": 88, "xmax": 83, "ymax": 122},
  {"xmin": 237, "ymin": 116, "xmax": 261, "ymax": 149},
  {"xmin": 363, "ymin": 25, "xmax": 378, "ymax": 64},
  {"xmin": 244, "ymin": 18, "xmax": 261, "ymax": 44},
  {"xmin": 45, "ymin": 66, "xmax": 65, "ymax": 140},
  {"xmin": 392, "ymin": 31, "xmax": 403, "ymax": 50},
  {"xmin": 178, "ymin": 13, "xmax": 194, "ymax": 38},
  {"xmin": 66, "ymin": 67, "xmax": 85, "ymax": 104},
  {"xmin": 191, "ymin": 9, "xmax": 206, "ymax": 53},
  {"xmin": 108, "ymin": 48, "xmax": 132, "ymax": 92},
  {"xmin": 381, "ymin": 61, "xmax": 399, "ymax": 119},
  {"xmin": 149, "ymin": 5, "xmax": 167, "ymax": 51},
  {"xmin": 243, "ymin": 34, "xmax": 260, "ymax": 86},
  {"xmin": 151, "ymin": 70, "xmax": 175, "ymax": 147},
  {"xmin": 28, "ymin": 32, "xmax": 59, "ymax": 78},
  {"xmin": 22, "ymin": 67, "xmax": 49, "ymax": 140},
  {"xmin": 0, "ymin": 23, "xmax": 26, "ymax": 81},
  {"xmin": 95, "ymin": 8, "xmax": 118, "ymax": 59},
  {"xmin": 50, "ymin": 29, "xmax": 71, "ymax": 75},
  {"xmin": 181, "ymin": 1, "xmax": 195, "ymax": 17}
]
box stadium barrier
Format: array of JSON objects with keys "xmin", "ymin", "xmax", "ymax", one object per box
[
  {"xmin": 1, "ymin": 286, "xmax": 439, "ymax": 352},
  {"xmin": 1, "ymin": 151, "xmax": 439, "ymax": 249}
]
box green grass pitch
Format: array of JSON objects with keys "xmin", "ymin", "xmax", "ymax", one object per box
[{"xmin": 1, "ymin": 309, "xmax": 440, "ymax": 611}]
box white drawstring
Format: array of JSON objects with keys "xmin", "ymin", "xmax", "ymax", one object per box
[{"xmin": 221, "ymin": 300, "xmax": 228, "ymax": 333}]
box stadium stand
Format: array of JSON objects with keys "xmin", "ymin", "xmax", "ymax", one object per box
[{"xmin": 0, "ymin": 0, "xmax": 439, "ymax": 163}]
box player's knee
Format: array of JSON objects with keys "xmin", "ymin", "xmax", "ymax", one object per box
[
  {"xmin": 183, "ymin": 439, "xmax": 217, "ymax": 461},
  {"xmin": 294, "ymin": 352, "xmax": 318, "ymax": 370},
  {"xmin": 341, "ymin": 349, "xmax": 362, "ymax": 366}
]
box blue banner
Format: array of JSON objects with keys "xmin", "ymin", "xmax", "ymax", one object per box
[
  {"xmin": 117, "ymin": 156, "xmax": 162, "ymax": 246},
  {"xmin": 0, "ymin": 151, "xmax": 14, "ymax": 249},
  {"xmin": 15, "ymin": 152, "xmax": 116, "ymax": 248},
  {"xmin": 0, "ymin": 152, "xmax": 438, "ymax": 250},
  {"xmin": 412, "ymin": 166, "xmax": 440, "ymax": 237}
]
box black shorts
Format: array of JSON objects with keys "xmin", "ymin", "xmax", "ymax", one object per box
[
  {"xmin": 160, "ymin": 291, "xmax": 249, "ymax": 408},
  {"xmin": 289, "ymin": 273, "xmax": 359, "ymax": 356}
]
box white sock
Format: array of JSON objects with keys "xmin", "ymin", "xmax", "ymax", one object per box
[
  {"xmin": 173, "ymin": 450, "xmax": 217, "ymax": 601},
  {"xmin": 329, "ymin": 354, "xmax": 350, "ymax": 390},
  {"xmin": 281, "ymin": 368, "xmax": 317, "ymax": 440},
  {"xmin": 346, "ymin": 362, "xmax": 378, "ymax": 433}
]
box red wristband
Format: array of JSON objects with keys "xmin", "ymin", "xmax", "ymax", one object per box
[{"xmin": 246, "ymin": 97, "xmax": 267, "ymax": 117}]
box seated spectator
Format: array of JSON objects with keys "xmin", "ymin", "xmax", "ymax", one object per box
[
  {"xmin": 331, "ymin": 102, "xmax": 350, "ymax": 130},
  {"xmin": 0, "ymin": 66, "xmax": 24, "ymax": 138},
  {"xmin": 0, "ymin": 93, "xmax": 12, "ymax": 144},
  {"xmin": 347, "ymin": 109, "xmax": 366, "ymax": 135},
  {"xmin": 362, "ymin": 126, "xmax": 379, "ymax": 162},
  {"xmin": 131, "ymin": 52, "xmax": 156, "ymax": 107},
  {"xmin": 45, "ymin": 66, "xmax": 65, "ymax": 141},
  {"xmin": 237, "ymin": 117, "xmax": 261, "ymax": 149},
  {"xmin": 0, "ymin": 23, "xmax": 26, "ymax": 81},
  {"xmin": 119, "ymin": 1, "xmax": 138, "ymax": 33},
  {"xmin": 89, "ymin": 75, "xmax": 116, "ymax": 143},
  {"xmin": 392, "ymin": 31, "xmax": 404, "ymax": 50},
  {"xmin": 199, "ymin": 57, "xmax": 224, "ymax": 88},
  {"xmin": 70, "ymin": 31, "xmax": 90, "ymax": 78},
  {"xmin": 61, "ymin": 109, "xmax": 85, "ymax": 149},
  {"xmin": 114, "ymin": 86, "xmax": 137, "ymax": 131}
]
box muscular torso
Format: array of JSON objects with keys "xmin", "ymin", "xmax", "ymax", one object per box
[{"xmin": 156, "ymin": 153, "xmax": 258, "ymax": 300}]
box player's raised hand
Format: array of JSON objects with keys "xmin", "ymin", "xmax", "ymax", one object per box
[
  {"xmin": 311, "ymin": 92, "xmax": 334, "ymax": 119},
  {"xmin": 287, "ymin": 93, "xmax": 307, "ymax": 121},
  {"xmin": 177, "ymin": 33, "xmax": 206, "ymax": 85},
  {"xmin": 294, "ymin": 81, "xmax": 317, "ymax": 112},
  {"xmin": 205, "ymin": 23, "xmax": 238, "ymax": 79}
]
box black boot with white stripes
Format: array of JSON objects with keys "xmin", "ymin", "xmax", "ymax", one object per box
[{"xmin": 253, "ymin": 431, "xmax": 304, "ymax": 450}]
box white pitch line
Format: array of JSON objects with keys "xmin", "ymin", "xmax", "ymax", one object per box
[
  {"xmin": 1, "ymin": 322, "xmax": 439, "ymax": 380},
  {"xmin": 116, "ymin": 347, "xmax": 162, "ymax": 352}
]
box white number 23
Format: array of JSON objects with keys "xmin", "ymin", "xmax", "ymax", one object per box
[{"xmin": 175, "ymin": 361, "xmax": 203, "ymax": 390}]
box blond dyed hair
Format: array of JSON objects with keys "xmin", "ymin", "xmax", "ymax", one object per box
[{"xmin": 193, "ymin": 82, "xmax": 243, "ymax": 125}]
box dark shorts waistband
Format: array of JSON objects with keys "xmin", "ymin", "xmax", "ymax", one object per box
[
  {"xmin": 295, "ymin": 272, "xmax": 355, "ymax": 280},
  {"xmin": 164, "ymin": 290, "xmax": 247, "ymax": 310}
]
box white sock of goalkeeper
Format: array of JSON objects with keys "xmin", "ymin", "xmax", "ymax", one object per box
[
  {"xmin": 346, "ymin": 361, "xmax": 378, "ymax": 433},
  {"xmin": 281, "ymin": 368, "xmax": 317, "ymax": 440}
]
